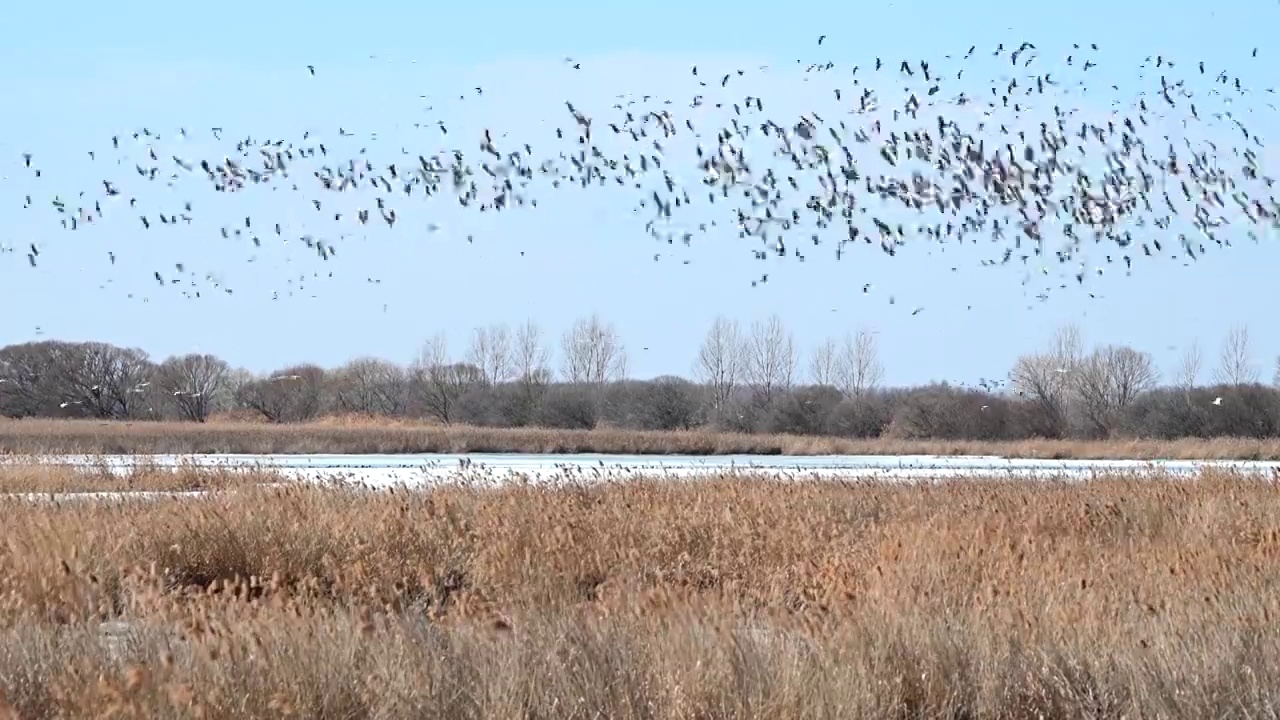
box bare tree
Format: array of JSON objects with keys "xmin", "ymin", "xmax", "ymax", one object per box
[
  {"xmin": 634, "ymin": 376, "xmax": 700, "ymax": 430},
  {"xmin": 51, "ymin": 342, "xmax": 154, "ymax": 419},
  {"xmin": 236, "ymin": 364, "xmax": 326, "ymax": 422},
  {"xmin": 560, "ymin": 314, "xmax": 627, "ymax": 385},
  {"xmin": 1009, "ymin": 354, "xmax": 1071, "ymax": 437},
  {"xmin": 1072, "ymin": 345, "xmax": 1159, "ymax": 436},
  {"xmin": 466, "ymin": 324, "xmax": 513, "ymax": 386},
  {"xmin": 412, "ymin": 333, "xmax": 482, "ymax": 424},
  {"xmin": 1007, "ymin": 325, "xmax": 1084, "ymax": 438},
  {"xmin": 834, "ymin": 329, "xmax": 884, "ymax": 399},
  {"xmin": 1214, "ymin": 324, "xmax": 1258, "ymax": 385},
  {"xmin": 0, "ymin": 341, "xmax": 68, "ymax": 417},
  {"xmin": 1050, "ymin": 323, "xmax": 1085, "ymax": 367},
  {"xmin": 329, "ymin": 358, "xmax": 409, "ymax": 416},
  {"xmin": 1175, "ymin": 342, "xmax": 1202, "ymax": 392},
  {"xmin": 742, "ymin": 315, "xmax": 796, "ymax": 406},
  {"xmin": 223, "ymin": 368, "xmax": 256, "ymax": 411},
  {"xmin": 1275, "ymin": 355, "xmax": 1280, "ymax": 388},
  {"xmin": 508, "ymin": 318, "xmax": 552, "ymax": 423},
  {"xmin": 156, "ymin": 353, "xmax": 231, "ymax": 422},
  {"xmin": 514, "ymin": 319, "xmax": 551, "ymax": 384},
  {"xmin": 809, "ymin": 337, "xmax": 838, "ymax": 387},
  {"xmin": 106, "ymin": 346, "xmax": 155, "ymax": 418},
  {"xmin": 694, "ymin": 316, "xmax": 743, "ymax": 411}
]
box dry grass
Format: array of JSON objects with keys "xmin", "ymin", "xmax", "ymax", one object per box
[
  {"xmin": 0, "ymin": 459, "xmax": 282, "ymax": 494},
  {"xmin": 2, "ymin": 466, "xmax": 1280, "ymax": 718},
  {"xmin": 7, "ymin": 417, "xmax": 1280, "ymax": 459}
]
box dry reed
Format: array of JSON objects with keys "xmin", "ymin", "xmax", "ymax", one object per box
[
  {"xmin": 0, "ymin": 458, "xmax": 282, "ymax": 494},
  {"xmin": 1, "ymin": 465, "xmax": 1279, "ymax": 717},
  {"xmin": 6, "ymin": 417, "xmax": 1280, "ymax": 459}
]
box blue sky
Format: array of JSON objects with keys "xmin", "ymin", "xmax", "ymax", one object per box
[{"xmin": 1, "ymin": 0, "xmax": 1277, "ymax": 386}]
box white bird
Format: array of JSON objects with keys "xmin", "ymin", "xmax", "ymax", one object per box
[{"xmin": 1212, "ymin": 397, "xmax": 1223, "ymax": 406}]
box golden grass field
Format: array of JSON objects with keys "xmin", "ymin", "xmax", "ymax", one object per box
[
  {"xmin": 2, "ymin": 461, "xmax": 1280, "ymax": 718},
  {"xmin": 7, "ymin": 417, "xmax": 1280, "ymax": 459}
]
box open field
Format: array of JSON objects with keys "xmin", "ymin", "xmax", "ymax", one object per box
[
  {"xmin": 9, "ymin": 417, "xmax": 1280, "ymax": 459},
  {"xmin": 2, "ymin": 466, "xmax": 1280, "ymax": 717}
]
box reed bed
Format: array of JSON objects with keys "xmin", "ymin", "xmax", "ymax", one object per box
[
  {"xmin": 0, "ymin": 458, "xmax": 281, "ymax": 494},
  {"xmin": 1, "ymin": 466, "xmax": 1279, "ymax": 717},
  {"xmin": 6, "ymin": 417, "xmax": 1280, "ymax": 459}
]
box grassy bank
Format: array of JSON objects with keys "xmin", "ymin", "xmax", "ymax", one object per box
[
  {"xmin": 1, "ymin": 468, "xmax": 1279, "ymax": 717},
  {"xmin": 6, "ymin": 417, "xmax": 1280, "ymax": 459}
]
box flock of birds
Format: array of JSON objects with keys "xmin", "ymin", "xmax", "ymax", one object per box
[{"xmin": 5, "ymin": 38, "xmax": 1278, "ymax": 312}]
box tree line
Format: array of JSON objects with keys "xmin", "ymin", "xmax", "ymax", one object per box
[{"xmin": 2, "ymin": 315, "xmax": 1279, "ymax": 440}]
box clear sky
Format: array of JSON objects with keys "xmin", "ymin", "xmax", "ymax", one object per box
[{"xmin": 1, "ymin": 0, "xmax": 1277, "ymax": 387}]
